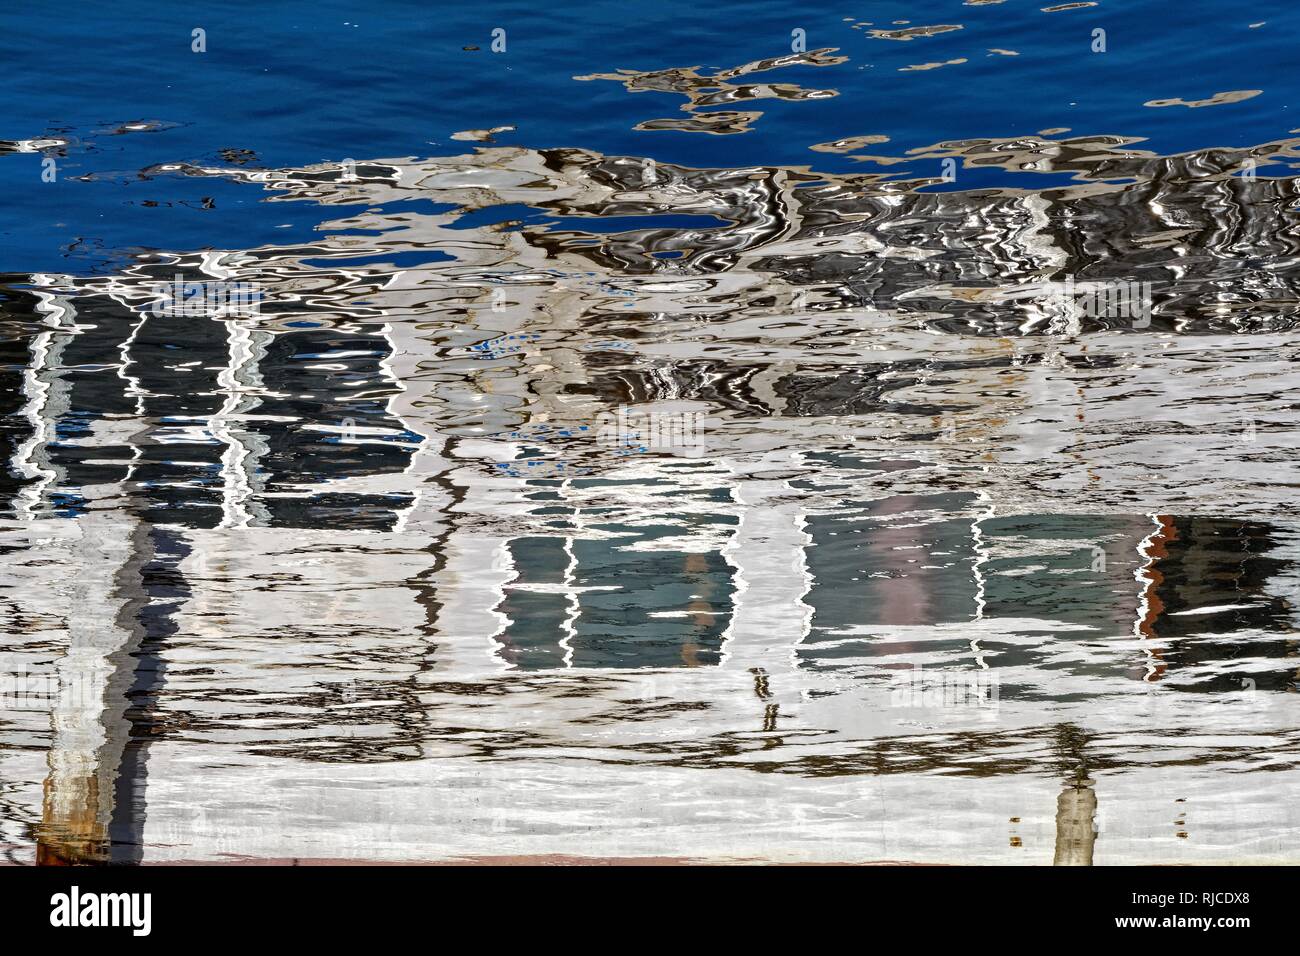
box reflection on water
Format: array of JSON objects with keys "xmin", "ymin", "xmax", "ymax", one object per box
[{"xmin": 1, "ymin": 117, "xmax": 1299, "ymax": 864}]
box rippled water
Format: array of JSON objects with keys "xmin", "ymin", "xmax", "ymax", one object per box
[{"xmin": 1, "ymin": 2, "xmax": 1298, "ymax": 864}]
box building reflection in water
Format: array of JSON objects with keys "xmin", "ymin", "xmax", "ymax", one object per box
[{"xmin": 0, "ymin": 129, "xmax": 1297, "ymax": 863}]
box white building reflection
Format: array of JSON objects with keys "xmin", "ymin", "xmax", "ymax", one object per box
[{"xmin": 1, "ymin": 139, "xmax": 1298, "ymax": 864}]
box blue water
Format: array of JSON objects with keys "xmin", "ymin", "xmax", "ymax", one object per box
[{"xmin": 2, "ymin": 0, "xmax": 1296, "ymax": 272}]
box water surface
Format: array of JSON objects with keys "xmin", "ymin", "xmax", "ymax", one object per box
[{"xmin": 0, "ymin": 1, "xmax": 1298, "ymax": 864}]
